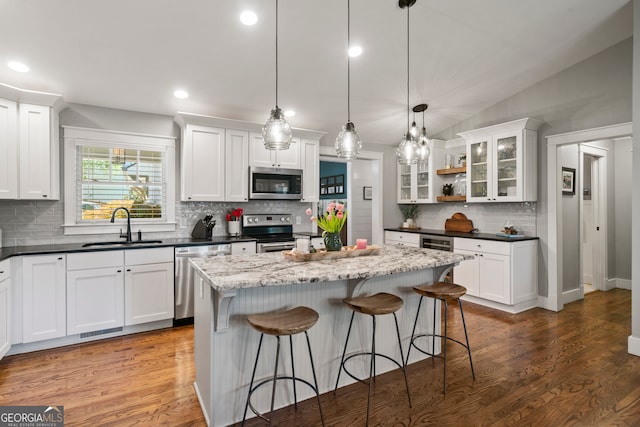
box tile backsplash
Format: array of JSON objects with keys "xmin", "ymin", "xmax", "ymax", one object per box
[{"xmin": 0, "ymin": 199, "xmax": 315, "ymax": 247}]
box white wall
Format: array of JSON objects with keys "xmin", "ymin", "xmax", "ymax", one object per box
[
  {"xmin": 630, "ymin": 0, "xmax": 640, "ymax": 355},
  {"xmin": 349, "ymin": 158, "xmax": 373, "ymax": 245}
]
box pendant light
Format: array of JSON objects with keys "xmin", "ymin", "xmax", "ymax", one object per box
[
  {"xmin": 409, "ymin": 110, "xmax": 418, "ymax": 138},
  {"xmin": 414, "ymin": 103, "xmax": 431, "ymax": 160},
  {"xmin": 396, "ymin": 0, "xmax": 420, "ymax": 165},
  {"xmin": 262, "ymin": 0, "xmax": 292, "ymax": 150},
  {"xmin": 335, "ymin": 0, "xmax": 362, "ymax": 160}
]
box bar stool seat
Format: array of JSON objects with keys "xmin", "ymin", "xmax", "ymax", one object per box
[
  {"xmin": 407, "ymin": 281, "xmax": 475, "ymax": 393},
  {"xmin": 335, "ymin": 292, "xmax": 411, "ymax": 426},
  {"xmin": 242, "ymin": 306, "xmax": 324, "ymax": 426}
]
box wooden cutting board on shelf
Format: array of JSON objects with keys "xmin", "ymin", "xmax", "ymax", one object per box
[{"xmin": 444, "ymin": 212, "xmax": 475, "ymax": 233}]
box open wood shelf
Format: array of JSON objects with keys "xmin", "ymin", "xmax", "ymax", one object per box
[
  {"xmin": 437, "ymin": 195, "xmax": 467, "ymax": 202},
  {"xmin": 436, "ymin": 166, "xmax": 466, "ymax": 175}
]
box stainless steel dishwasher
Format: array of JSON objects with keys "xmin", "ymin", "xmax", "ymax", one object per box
[{"xmin": 174, "ymin": 244, "xmax": 231, "ymax": 324}]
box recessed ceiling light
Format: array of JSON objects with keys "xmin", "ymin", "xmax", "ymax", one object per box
[
  {"xmin": 174, "ymin": 90, "xmax": 189, "ymax": 99},
  {"xmin": 284, "ymin": 110, "xmax": 295, "ymax": 118},
  {"xmin": 8, "ymin": 61, "xmax": 29, "ymax": 73},
  {"xmin": 348, "ymin": 46, "xmax": 362, "ymax": 57},
  {"xmin": 240, "ymin": 11, "xmax": 258, "ymax": 26}
]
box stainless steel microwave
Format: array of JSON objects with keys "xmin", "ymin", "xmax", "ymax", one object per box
[{"xmin": 249, "ymin": 166, "xmax": 303, "ymax": 200}]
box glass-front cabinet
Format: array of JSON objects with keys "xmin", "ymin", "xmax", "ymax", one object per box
[
  {"xmin": 460, "ymin": 118, "xmax": 541, "ymax": 203},
  {"xmin": 397, "ymin": 139, "xmax": 444, "ymax": 203}
]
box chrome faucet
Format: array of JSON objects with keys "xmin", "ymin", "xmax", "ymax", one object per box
[{"xmin": 110, "ymin": 207, "xmax": 132, "ymax": 243}]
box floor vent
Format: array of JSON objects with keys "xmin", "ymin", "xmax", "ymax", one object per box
[{"xmin": 80, "ymin": 327, "xmax": 123, "ymax": 339}]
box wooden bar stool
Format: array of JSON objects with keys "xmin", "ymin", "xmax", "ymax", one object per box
[
  {"xmin": 241, "ymin": 306, "xmax": 325, "ymax": 426},
  {"xmin": 406, "ymin": 282, "xmax": 475, "ymax": 393},
  {"xmin": 334, "ymin": 292, "xmax": 411, "ymax": 426}
]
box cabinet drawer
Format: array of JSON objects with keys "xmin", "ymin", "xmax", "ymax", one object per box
[
  {"xmin": 385, "ymin": 231, "xmax": 420, "ymax": 246},
  {"xmin": 67, "ymin": 250, "xmax": 124, "ymax": 270},
  {"xmin": 231, "ymin": 242, "xmax": 256, "ymax": 255},
  {"xmin": 454, "ymin": 238, "xmax": 510, "ymax": 256},
  {"xmin": 125, "ymin": 247, "xmax": 174, "ymax": 265},
  {"xmin": 0, "ymin": 259, "xmax": 10, "ymax": 280}
]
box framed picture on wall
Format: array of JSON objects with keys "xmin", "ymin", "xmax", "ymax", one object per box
[{"xmin": 562, "ymin": 167, "xmax": 576, "ymax": 195}]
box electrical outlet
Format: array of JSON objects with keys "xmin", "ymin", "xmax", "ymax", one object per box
[{"xmin": 295, "ymin": 216, "xmax": 301, "ymax": 224}]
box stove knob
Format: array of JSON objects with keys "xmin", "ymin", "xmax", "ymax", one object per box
[{"xmin": 253, "ymin": 217, "xmax": 259, "ymax": 223}]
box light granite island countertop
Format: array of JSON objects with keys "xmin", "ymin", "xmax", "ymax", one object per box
[{"xmin": 189, "ymin": 245, "xmax": 470, "ymax": 427}]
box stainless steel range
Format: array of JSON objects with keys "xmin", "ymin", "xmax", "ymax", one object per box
[{"xmin": 242, "ymin": 214, "xmax": 296, "ymax": 253}]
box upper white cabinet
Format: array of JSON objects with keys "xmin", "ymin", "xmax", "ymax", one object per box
[
  {"xmin": 176, "ymin": 114, "xmax": 252, "ymax": 202},
  {"xmin": 0, "ymin": 259, "xmax": 11, "ymax": 359},
  {"xmin": 249, "ymin": 132, "xmax": 300, "ymax": 169},
  {"xmin": 458, "ymin": 118, "xmax": 542, "ymax": 203},
  {"xmin": 22, "ymin": 254, "xmax": 67, "ymax": 343},
  {"xmin": 300, "ymin": 138, "xmax": 320, "ymax": 202},
  {"xmin": 397, "ymin": 139, "xmax": 444, "ymax": 204},
  {"xmin": 0, "ymin": 85, "xmax": 64, "ymax": 200}
]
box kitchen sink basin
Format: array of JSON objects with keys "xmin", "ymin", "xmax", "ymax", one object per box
[{"xmin": 82, "ymin": 240, "xmax": 163, "ymax": 247}]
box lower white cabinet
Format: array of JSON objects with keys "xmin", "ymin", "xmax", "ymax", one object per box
[
  {"xmin": 384, "ymin": 231, "xmax": 420, "ymax": 248},
  {"xmin": 454, "ymin": 237, "xmax": 538, "ymax": 313},
  {"xmin": 22, "ymin": 254, "xmax": 66, "ymax": 343},
  {"xmin": 231, "ymin": 241, "xmax": 256, "ymax": 256},
  {"xmin": 0, "ymin": 259, "xmax": 11, "ymax": 359},
  {"xmin": 124, "ymin": 248, "xmax": 174, "ymax": 326},
  {"xmin": 66, "ymin": 251, "xmax": 125, "ymax": 335}
]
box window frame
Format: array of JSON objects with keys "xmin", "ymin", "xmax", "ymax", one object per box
[{"xmin": 63, "ymin": 126, "xmax": 176, "ymax": 236}]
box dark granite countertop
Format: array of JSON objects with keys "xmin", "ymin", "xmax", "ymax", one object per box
[
  {"xmin": 384, "ymin": 228, "xmax": 539, "ymax": 242},
  {"xmin": 0, "ymin": 236, "xmax": 257, "ymax": 262}
]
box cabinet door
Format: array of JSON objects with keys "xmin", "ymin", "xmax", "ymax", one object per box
[
  {"xmin": 225, "ymin": 129, "xmax": 249, "ymax": 202},
  {"xmin": 300, "ymin": 138, "xmax": 319, "ymax": 202},
  {"xmin": 453, "ymin": 249, "xmax": 479, "ymax": 297},
  {"xmin": 181, "ymin": 124, "xmax": 225, "ymax": 201},
  {"xmin": 466, "ymin": 137, "xmax": 491, "ymax": 202},
  {"xmin": 22, "ymin": 254, "xmax": 66, "ymax": 343},
  {"xmin": 414, "ymin": 159, "xmax": 431, "ymax": 203},
  {"xmin": 478, "ymin": 252, "xmax": 511, "ymax": 304},
  {"xmin": 0, "ymin": 275, "xmax": 10, "ymax": 359},
  {"xmin": 249, "ymin": 132, "xmax": 275, "ymax": 168},
  {"xmin": 397, "ymin": 163, "xmax": 414, "ymax": 203},
  {"xmin": 67, "ymin": 267, "xmax": 124, "ymax": 334},
  {"xmin": 125, "ymin": 262, "xmax": 174, "ymax": 325},
  {"xmin": 274, "ymin": 137, "xmax": 300, "ymax": 168},
  {"xmin": 493, "ymin": 132, "xmax": 522, "ymax": 202},
  {"xmin": 0, "ymin": 98, "xmax": 18, "ymax": 199},
  {"xmin": 18, "ymin": 103, "xmax": 52, "ymax": 200}
]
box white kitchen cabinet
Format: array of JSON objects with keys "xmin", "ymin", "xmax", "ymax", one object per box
[
  {"xmin": 231, "ymin": 241, "xmax": 256, "ymax": 256},
  {"xmin": 454, "ymin": 237, "xmax": 538, "ymax": 313},
  {"xmin": 22, "ymin": 254, "xmax": 66, "ymax": 343},
  {"xmin": 0, "ymin": 98, "xmax": 18, "ymax": 199},
  {"xmin": 124, "ymin": 248, "xmax": 174, "ymax": 326},
  {"xmin": 0, "ymin": 259, "xmax": 11, "ymax": 359},
  {"xmin": 249, "ymin": 132, "xmax": 300, "ymax": 169},
  {"xmin": 0, "ymin": 91, "xmax": 62, "ymax": 200},
  {"xmin": 397, "ymin": 139, "xmax": 444, "ymax": 204},
  {"xmin": 458, "ymin": 118, "xmax": 542, "ymax": 203},
  {"xmin": 300, "ymin": 138, "xmax": 320, "ymax": 202},
  {"xmin": 66, "ymin": 251, "xmax": 125, "ymax": 335},
  {"xmin": 225, "ymin": 129, "xmax": 250, "ymax": 202},
  {"xmin": 180, "ymin": 124, "xmax": 226, "ymax": 202},
  {"xmin": 311, "ymin": 237, "xmax": 325, "ymax": 250},
  {"xmin": 384, "ymin": 230, "xmax": 420, "ymax": 248}
]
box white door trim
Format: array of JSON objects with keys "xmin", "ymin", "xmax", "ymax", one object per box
[
  {"xmin": 545, "ymin": 122, "xmax": 631, "ymax": 312},
  {"xmin": 319, "ymin": 147, "xmax": 384, "ymax": 245}
]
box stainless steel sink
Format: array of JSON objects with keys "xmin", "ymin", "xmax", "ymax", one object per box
[{"xmin": 82, "ymin": 240, "xmax": 163, "ymax": 247}]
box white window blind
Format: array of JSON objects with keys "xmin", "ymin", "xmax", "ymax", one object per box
[{"xmin": 76, "ymin": 145, "xmax": 166, "ymax": 222}]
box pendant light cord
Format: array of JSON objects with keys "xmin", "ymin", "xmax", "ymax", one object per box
[
  {"xmin": 406, "ymin": 3, "xmax": 410, "ymax": 133},
  {"xmin": 347, "ymin": 0, "xmax": 351, "ymax": 122},
  {"xmin": 275, "ymin": 0, "xmax": 279, "ymax": 108}
]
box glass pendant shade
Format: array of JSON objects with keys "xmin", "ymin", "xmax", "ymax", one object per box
[
  {"xmin": 263, "ymin": 106, "xmax": 292, "ymax": 150},
  {"xmin": 418, "ymin": 127, "xmax": 430, "ymax": 160},
  {"xmin": 396, "ymin": 132, "xmax": 420, "ymax": 165},
  {"xmin": 410, "ymin": 120, "xmax": 418, "ymax": 138},
  {"xmin": 335, "ymin": 121, "xmax": 362, "ymax": 160}
]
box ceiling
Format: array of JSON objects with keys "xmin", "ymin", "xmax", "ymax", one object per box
[{"xmin": 0, "ymin": 0, "xmax": 632, "ymax": 146}]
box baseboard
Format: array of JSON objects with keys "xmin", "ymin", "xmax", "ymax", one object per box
[
  {"xmin": 628, "ymin": 335, "xmax": 640, "ymax": 357},
  {"xmin": 537, "ymin": 295, "xmax": 561, "ymax": 312},
  {"xmin": 562, "ymin": 288, "xmax": 582, "ymax": 305},
  {"xmin": 193, "ymin": 382, "xmax": 210, "ymax": 426},
  {"xmin": 614, "ymin": 278, "xmax": 631, "ymax": 290}
]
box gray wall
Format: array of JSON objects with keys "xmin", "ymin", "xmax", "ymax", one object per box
[
  {"xmin": 559, "ymin": 144, "xmax": 580, "ymax": 292},
  {"xmin": 614, "ymin": 138, "xmax": 632, "ymax": 281},
  {"xmin": 434, "ymin": 37, "xmax": 633, "ymax": 297}
]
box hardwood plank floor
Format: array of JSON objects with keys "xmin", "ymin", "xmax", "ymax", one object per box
[{"xmin": 1, "ymin": 289, "xmax": 638, "ymax": 426}]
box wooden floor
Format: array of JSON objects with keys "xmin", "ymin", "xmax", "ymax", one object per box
[{"xmin": 1, "ymin": 289, "xmax": 639, "ymax": 426}]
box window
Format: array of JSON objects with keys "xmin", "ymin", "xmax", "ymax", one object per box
[{"xmin": 63, "ymin": 127, "xmax": 176, "ymax": 235}]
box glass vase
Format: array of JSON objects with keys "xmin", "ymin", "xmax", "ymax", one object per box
[{"xmin": 323, "ymin": 232, "xmax": 343, "ymax": 252}]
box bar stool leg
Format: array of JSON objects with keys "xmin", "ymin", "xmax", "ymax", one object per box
[
  {"xmin": 458, "ymin": 298, "xmax": 476, "ymax": 379},
  {"xmin": 405, "ymin": 295, "xmax": 423, "ymax": 365},
  {"xmin": 242, "ymin": 334, "xmax": 264, "ymax": 426},
  {"xmin": 305, "ymin": 331, "xmax": 325, "ymax": 426},
  {"xmin": 432, "ymin": 298, "xmax": 437, "ymax": 366},
  {"xmin": 289, "ymin": 335, "xmax": 298, "ymax": 409},
  {"xmin": 443, "ymin": 298, "xmax": 448, "ymax": 394},
  {"xmin": 268, "ymin": 336, "xmax": 281, "ymax": 427},
  {"xmin": 334, "ymin": 311, "xmax": 356, "ymax": 393},
  {"xmin": 392, "ymin": 312, "xmax": 412, "ymax": 408},
  {"xmin": 366, "ymin": 315, "xmax": 376, "ymax": 427}
]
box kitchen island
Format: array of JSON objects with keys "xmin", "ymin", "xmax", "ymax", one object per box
[{"xmin": 190, "ymin": 245, "xmax": 469, "ymax": 426}]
